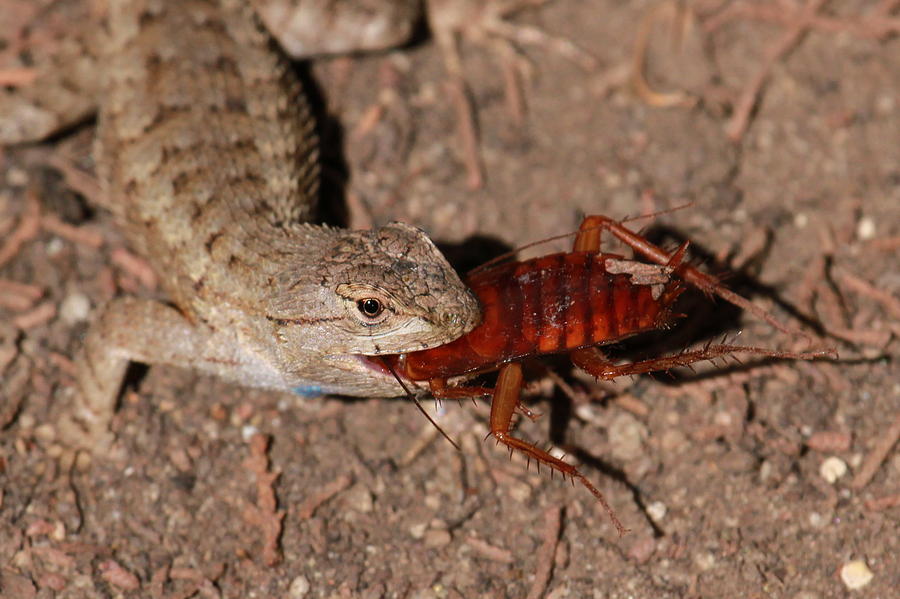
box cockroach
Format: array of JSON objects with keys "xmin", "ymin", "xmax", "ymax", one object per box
[{"xmin": 373, "ymin": 215, "xmax": 833, "ymax": 535}]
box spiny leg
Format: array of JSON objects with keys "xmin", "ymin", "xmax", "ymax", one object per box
[
  {"xmin": 571, "ymin": 344, "xmax": 833, "ymax": 381},
  {"xmin": 575, "ymin": 215, "xmax": 809, "ymax": 338},
  {"xmin": 429, "ymin": 378, "xmax": 540, "ymax": 420},
  {"xmin": 489, "ymin": 363, "xmax": 627, "ymax": 536}
]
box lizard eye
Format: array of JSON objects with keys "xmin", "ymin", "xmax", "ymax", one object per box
[{"xmin": 357, "ymin": 298, "xmax": 384, "ymax": 319}]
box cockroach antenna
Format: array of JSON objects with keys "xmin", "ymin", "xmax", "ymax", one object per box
[{"xmin": 375, "ymin": 357, "xmax": 461, "ymax": 451}]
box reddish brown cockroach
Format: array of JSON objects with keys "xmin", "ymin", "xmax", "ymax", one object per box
[{"xmin": 376, "ymin": 215, "xmax": 832, "ymax": 535}]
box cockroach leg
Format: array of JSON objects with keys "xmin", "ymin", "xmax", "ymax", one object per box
[
  {"xmin": 571, "ymin": 344, "xmax": 833, "ymax": 380},
  {"xmin": 577, "ymin": 215, "xmax": 809, "ymax": 339},
  {"xmin": 489, "ymin": 363, "xmax": 628, "ymax": 536}
]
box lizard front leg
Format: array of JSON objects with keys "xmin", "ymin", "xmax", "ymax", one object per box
[{"xmin": 67, "ymin": 297, "xmax": 219, "ymax": 451}]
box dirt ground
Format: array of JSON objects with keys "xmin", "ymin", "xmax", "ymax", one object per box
[{"xmin": 1, "ymin": 1, "xmax": 899, "ymax": 597}]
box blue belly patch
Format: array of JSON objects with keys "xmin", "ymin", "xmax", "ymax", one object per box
[{"xmin": 291, "ymin": 385, "xmax": 325, "ymax": 398}]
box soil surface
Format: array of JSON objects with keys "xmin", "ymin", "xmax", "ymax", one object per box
[{"xmin": 1, "ymin": 1, "xmax": 898, "ymax": 598}]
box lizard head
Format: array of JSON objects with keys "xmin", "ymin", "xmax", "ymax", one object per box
[{"xmin": 267, "ymin": 222, "xmax": 481, "ymax": 355}]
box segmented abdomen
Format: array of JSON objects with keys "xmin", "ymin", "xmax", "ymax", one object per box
[{"xmin": 400, "ymin": 251, "xmax": 681, "ymax": 380}]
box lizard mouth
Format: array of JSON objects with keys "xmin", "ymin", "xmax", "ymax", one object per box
[
  {"xmin": 357, "ymin": 355, "xmax": 389, "ymax": 375},
  {"xmin": 356, "ymin": 355, "xmax": 414, "ymax": 386}
]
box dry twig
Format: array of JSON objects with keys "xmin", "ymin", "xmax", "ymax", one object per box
[
  {"xmin": 295, "ymin": 473, "xmax": 353, "ymax": 520},
  {"xmin": 242, "ymin": 433, "xmax": 285, "ymax": 566},
  {"xmin": 723, "ymin": 0, "xmax": 827, "ymax": 141},
  {"xmin": 705, "ymin": 0, "xmax": 900, "ymax": 41},
  {"xmin": 0, "ymin": 278, "xmax": 43, "ymax": 311},
  {"xmin": 465, "ymin": 536, "xmax": 515, "ymax": 564},
  {"xmin": 834, "ymin": 268, "xmax": 900, "ymax": 320},
  {"xmin": 0, "ymin": 189, "xmax": 41, "ymax": 268},
  {"xmin": 525, "ymin": 506, "xmax": 562, "ymax": 599},
  {"xmin": 41, "ymin": 214, "xmax": 104, "ymax": 249},
  {"xmin": 851, "ymin": 413, "xmax": 900, "ymax": 490},
  {"xmin": 0, "ymin": 67, "xmax": 38, "ymax": 86},
  {"xmin": 865, "ymin": 493, "xmax": 900, "ymax": 512}
]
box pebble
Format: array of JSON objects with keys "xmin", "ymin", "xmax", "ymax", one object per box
[
  {"xmin": 288, "ymin": 575, "xmax": 310, "ymax": 598},
  {"xmin": 856, "ymin": 217, "xmax": 876, "ymax": 241},
  {"xmin": 59, "ymin": 292, "xmax": 92, "ymax": 324},
  {"xmin": 627, "ymin": 535, "xmax": 656, "ymax": 564},
  {"xmin": 343, "ymin": 483, "xmax": 373, "ymax": 514},
  {"xmin": 608, "ymin": 412, "xmax": 646, "ymax": 461},
  {"xmin": 819, "ymin": 456, "xmax": 848, "ymax": 484},
  {"xmin": 7, "ymin": 167, "xmax": 28, "ymax": 186},
  {"xmin": 659, "ymin": 428, "xmax": 688, "ymax": 453},
  {"xmin": 646, "ymin": 501, "xmax": 667, "ymax": 522},
  {"xmin": 840, "ymin": 560, "xmax": 873, "ymax": 590},
  {"xmin": 34, "ymin": 424, "xmax": 56, "ymax": 443},
  {"xmin": 409, "ymin": 522, "xmax": 427, "ymax": 539},
  {"xmin": 694, "ymin": 551, "xmax": 716, "ymax": 571},
  {"xmin": 423, "ymin": 528, "xmax": 452, "ymax": 548},
  {"xmin": 240, "ymin": 425, "xmax": 258, "ymax": 441}
]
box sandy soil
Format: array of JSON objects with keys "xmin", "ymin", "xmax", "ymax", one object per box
[{"xmin": 1, "ymin": 1, "xmax": 898, "ymax": 597}]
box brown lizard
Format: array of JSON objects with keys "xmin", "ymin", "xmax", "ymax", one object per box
[{"xmin": 1, "ymin": 0, "xmax": 484, "ymax": 449}]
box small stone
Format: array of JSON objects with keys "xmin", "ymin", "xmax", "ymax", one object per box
[
  {"xmin": 875, "ymin": 94, "xmax": 895, "ymax": 115},
  {"xmin": 840, "ymin": 560, "xmax": 873, "ymax": 590},
  {"xmin": 423, "ymin": 494, "xmax": 441, "ymax": 510},
  {"xmin": 34, "ymin": 424, "xmax": 56, "ymax": 443},
  {"xmin": 646, "ymin": 501, "xmax": 667, "ymax": 522},
  {"xmin": 694, "ymin": 551, "xmax": 716, "ymax": 571},
  {"xmin": 59, "ymin": 293, "xmax": 92, "ymax": 325},
  {"xmin": 808, "ymin": 512, "xmax": 824, "ymax": 528},
  {"xmin": 713, "ymin": 410, "xmax": 734, "ymax": 427},
  {"xmin": 608, "ymin": 412, "xmax": 647, "ymax": 461},
  {"xmin": 18, "ymin": 413, "xmax": 35, "ymax": 430},
  {"xmin": 409, "ymin": 523, "xmax": 427, "ymax": 539},
  {"xmin": 75, "ymin": 451, "xmax": 93, "ymax": 471},
  {"xmin": 423, "ymin": 528, "xmax": 452, "ymax": 548},
  {"xmin": 51, "ymin": 520, "xmax": 66, "ymax": 541},
  {"xmin": 7, "ymin": 167, "xmax": 28, "ymax": 186},
  {"xmin": 505, "ymin": 479, "xmax": 532, "ymax": 503},
  {"xmin": 46, "ymin": 237, "xmax": 65, "ymax": 256},
  {"xmin": 759, "ymin": 460, "xmax": 774, "ymax": 483},
  {"xmin": 856, "ymin": 217, "xmax": 876, "ymax": 241},
  {"xmin": 660, "ymin": 429, "xmax": 687, "ymax": 453},
  {"xmin": 240, "ymin": 425, "xmax": 258, "ymax": 441},
  {"xmin": 343, "ymin": 484, "xmax": 373, "ymax": 514},
  {"xmin": 288, "ymin": 575, "xmax": 311, "ymax": 598},
  {"xmin": 627, "ymin": 535, "xmax": 656, "ymax": 564},
  {"xmin": 819, "ymin": 456, "xmax": 848, "ymax": 484}
]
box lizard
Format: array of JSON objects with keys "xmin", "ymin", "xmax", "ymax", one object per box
[{"xmin": 1, "ymin": 0, "xmax": 485, "ymax": 450}]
